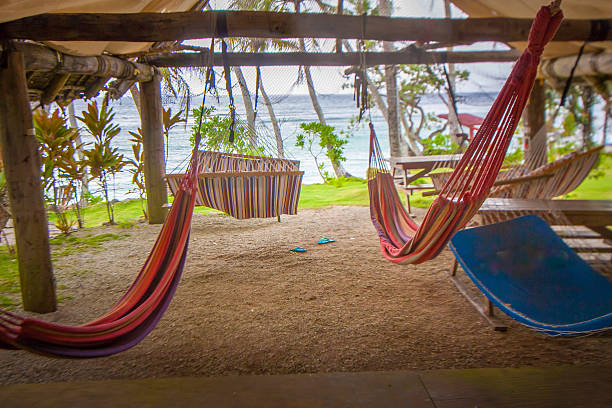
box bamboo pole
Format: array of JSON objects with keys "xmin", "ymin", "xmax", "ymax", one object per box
[
  {"xmin": 40, "ymin": 73, "xmax": 70, "ymax": 105},
  {"xmin": 140, "ymin": 73, "xmax": 168, "ymax": 224},
  {"xmin": 0, "ymin": 45, "xmax": 56, "ymax": 313},
  {"xmin": 541, "ymin": 51, "xmax": 612, "ymax": 79},
  {"xmin": 144, "ymin": 50, "xmax": 521, "ymax": 67},
  {"xmin": 15, "ymin": 42, "xmax": 154, "ymax": 81},
  {"xmin": 1, "ymin": 12, "xmax": 609, "ymax": 43}
]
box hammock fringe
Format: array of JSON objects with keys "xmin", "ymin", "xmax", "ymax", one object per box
[{"xmin": 368, "ymin": 5, "xmax": 563, "ymax": 265}]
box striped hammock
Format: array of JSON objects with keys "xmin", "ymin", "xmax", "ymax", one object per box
[
  {"xmin": 429, "ymin": 145, "xmax": 603, "ymax": 200},
  {"xmin": 368, "ymin": 5, "xmax": 563, "ymax": 265},
  {"xmin": 0, "ymin": 150, "xmax": 200, "ymax": 358},
  {"xmin": 167, "ymin": 151, "xmax": 304, "ymax": 220}
]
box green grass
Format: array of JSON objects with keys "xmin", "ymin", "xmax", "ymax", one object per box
[
  {"xmin": 1, "ymin": 155, "xmax": 610, "ymax": 310},
  {"xmin": 0, "ymin": 247, "xmax": 20, "ymax": 309},
  {"xmin": 0, "ymin": 232, "xmax": 129, "ymax": 309},
  {"xmin": 50, "ymin": 198, "xmax": 221, "ymax": 230},
  {"xmin": 563, "ymin": 153, "xmax": 612, "ymax": 200},
  {"xmin": 50, "ymin": 232, "xmax": 127, "ymax": 257},
  {"xmin": 298, "ymin": 177, "xmax": 370, "ymax": 209}
]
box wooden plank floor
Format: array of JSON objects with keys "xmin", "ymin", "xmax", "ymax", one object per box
[{"xmin": 1, "ymin": 365, "xmax": 611, "ymax": 408}]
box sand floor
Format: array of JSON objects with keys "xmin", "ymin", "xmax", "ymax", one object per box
[{"xmin": 1, "ymin": 206, "xmax": 611, "ymax": 385}]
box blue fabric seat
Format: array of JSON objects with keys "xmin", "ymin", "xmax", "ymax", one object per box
[{"xmin": 449, "ymin": 215, "xmax": 612, "ymax": 335}]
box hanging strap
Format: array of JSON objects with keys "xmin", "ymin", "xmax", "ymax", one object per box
[
  {"xmin": 559, "ymin": 41, "xmax": 587, "ymax": 108},
  {"xmin": 187, "ymin": 41, "xmax": 216, "ymax": 187},
  {"xmin": 253, "ymin": 66, "xmax": 261, "ymax": 122},
  {"xmin": 220, "ymin": 39, "xmax": 236, "ymax": 144},
  {"xmin": 443, "ymin": 65, "xmax": 465, "ymax": 137},
  {"xmin": 356, "ymin": 12, "xmax": 369, "ymax": 122}
]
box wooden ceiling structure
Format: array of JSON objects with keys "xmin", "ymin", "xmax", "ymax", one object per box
[
  {"xmin": 1, "ymin": 0, "xmax": 612, "ymax": 313},
  {"xmin": 0, "ymin": 8, "xmax": 611, "ymax": 104}
]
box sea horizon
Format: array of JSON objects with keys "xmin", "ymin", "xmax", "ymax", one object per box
[{"xmin": 69, "ymin": 90, "xmax": 602, "ymax": 200}]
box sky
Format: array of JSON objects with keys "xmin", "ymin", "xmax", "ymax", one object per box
[{"xmin": 182, "ymin": 0, "xmax": 513, "ymax": 95}]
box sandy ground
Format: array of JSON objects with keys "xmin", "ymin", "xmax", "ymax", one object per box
[{"xmin": 1, "ymin": 206, "xmax": 611, "ymax": 385}]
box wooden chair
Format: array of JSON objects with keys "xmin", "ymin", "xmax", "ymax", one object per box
[{"xmin": 429, "ymin": 146, "xmax": 603, "ymax": 200}]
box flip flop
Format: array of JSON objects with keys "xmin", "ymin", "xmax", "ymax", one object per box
[
  {"xmin": 289, "ymin": 246, "xmax": 307, "ymax": 253},
  {"xmin": 317, "ymin": 238, "xmax": 335, "ymax": 244}
]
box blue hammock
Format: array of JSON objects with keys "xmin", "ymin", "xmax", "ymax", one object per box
[{"xmin": 449, "ymin": 215, "xmax": 612, "ymax": 336}]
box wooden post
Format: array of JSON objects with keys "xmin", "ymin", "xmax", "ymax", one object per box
[
  {"xmin": 525, "ymin": 78, "xmax": 547, "ymax": 170},
  {"xmin": 139, "ymin": 74, "xmax": 168, "ymax": 224},
  {"xmin": 335, "ymin": 0, "xmax": 343, "ymax": 53},
  {"xmin": 0, "ymin": 45, "xmax": 56, "ymax": 313}
]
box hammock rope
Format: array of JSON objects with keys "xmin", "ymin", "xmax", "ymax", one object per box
[
  {"xmin": 368, "ymin": 4, "xmax": 563, "ymax": 265},
  {"xmin": 166, "ymin": 49, "xmax": 304, "ymax": 220},
  {"xmin": 0, "ymin": 57, "xmax": 214, "ymax": 358},
  {"xmin": 0, "ymin": 145, "xmax": 200, "ymax": 358}
]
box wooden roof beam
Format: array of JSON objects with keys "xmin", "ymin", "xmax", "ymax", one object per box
[
  {"xmin": 143, "ymin": 50, "xmax": 522, "ymax": 67},
  {"xmin": 1, "ymin": 11, "xmax": 611, "ymax": 43},
  {"xmin": 12, "ymin": 42, "xmax": 155, "ymax": 82}
]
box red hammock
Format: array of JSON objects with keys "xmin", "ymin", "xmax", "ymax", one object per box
[
  {"xmin": 368, "ymin": 5, "xmax": 563, "ymax": 265},
  {"xmin": 0, "ymin": 148, "xmax": 201, "ymax": 358}
]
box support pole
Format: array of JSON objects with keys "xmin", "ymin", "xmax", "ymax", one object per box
[
  {"xmin": 525, "ymin": 78, "xmax": 547, "ymax": 170},
  {"xmin": 0, "ymin": 45, "xmax": 56, "ymax": 313},
  {"xmin": 139, "ymin": 74, "xmax": 168, "ymax": 224}
]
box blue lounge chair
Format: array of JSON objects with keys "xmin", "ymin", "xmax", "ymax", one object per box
[{"xmin": 449, "ymin": 215, "xmax": 612, "ymax": 335}]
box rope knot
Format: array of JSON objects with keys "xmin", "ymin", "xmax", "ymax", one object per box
[{"xmin": 510, "ymin": 5, "xmax": 563, "ymax": 85}]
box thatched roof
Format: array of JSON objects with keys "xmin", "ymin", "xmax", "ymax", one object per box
[
  {"xmin": 1, "ymin": 0, "xmax": 202, "ymax": 103},
  {"xmin": 452, "ymin": 0, "xmax": 612, "ymax": 59},
  {"xmin": 0, "ymin": 0, "xmax": 201, "ymax": 56}
]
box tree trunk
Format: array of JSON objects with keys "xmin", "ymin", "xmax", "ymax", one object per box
[
  {"xmin": 130, "ymin": 84, "xmax": 142, "ymax": 118},
  {"xmin": 0, "ymin": 46, "xmax": 56, "ymax": 313},
  {"xmin": 379, "ymin": 0, "xmax": 403, "ymax": 158},
  {"xmin": 140, "ymin": 74, "xmax": 168, "ymax": 224},
  {"xmin": 232, "ymin": 66, "xmax": 257, "ymax": 145},
  {"xmin": 342, "ymin": 39, "xmax": 416, "ymax": 155},
  {"xmin": 301, "ymin": 57, "xmax": 351, "ymax": 178},
  {"xmin": 400, "ymin": 113, "xmax": 423, "ymax": 155},
  {"xmin": 68, "ymin": 102, "xmax": 89, "ymax": 199},
  {"xmin": 295, "ymin": 1, "xmax": 351, "ymax": 178},
  {"xmin": 524, "ymin": 78, "xmax": 547, "ymax": 169},
  {"xmin": 444, "ymin": 0, "xmax": 462, "ymax": 144},
  {"xmin": 259, "ymin": 80, "xmax": 284, "ymax": 158},
  {"xmin": 604, "ymin": 102, "xmax": 610, "ymax": 146},
  {"xmin": 581, "ymin": 85, "xmax": 595, "ymax": 149}
]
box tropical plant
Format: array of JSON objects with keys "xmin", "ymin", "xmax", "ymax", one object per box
[
  {"xmin": 33, "ymin": 109, "xmax": 85, "ymax": 231},
  {"xmin": 162, "ymin": 107, "xmax": 186, "ymax": 165},
  {"xmin": 0, "ymin": 165, "xmax": 12, "ymax": 253},
  {"xmin": 545, "ymin": 84, "xmax": 600, "ymax": 158},
  {"xmin": 59, "ymin": 142, "xmax": 88, "ymax": 228},
  {"xmin": 126, "ymin": 128, "xmax": 148, "ymax": 219},
  {"xmin": 296, "ymin": 121, "xmax": 349, "ymax": 181},
  {"xmin": 420, "ymin": 132, "xmax": 459, "ymax": 156},
  {"xmin": 78, "ymin": 101, "xmax": 126, "ymax": 225},
  {"xmin": 190, "ymin": 106, "xmax": 265, "ymax": 156}
]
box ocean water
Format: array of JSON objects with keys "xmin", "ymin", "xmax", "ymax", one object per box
[{"xmin": 72, "ymin": 91, "xmax": 501, "ymax": 199}]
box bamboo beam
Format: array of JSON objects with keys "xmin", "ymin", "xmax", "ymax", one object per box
[
  {"xmin": 144, "ymin": 50, "xmax": 522, "ymax": 67},
  {"xmin": 14, "ymin": 42, "xmax": 154, "ymax": 81},
  {"xmin": 541, "ymin": 51, "xmax": 612, "ymax": 79},
  {"xmin": 84, "ymin": 75, "xmax": 111, "ymax": 99},
  {"xmin": 1, "ymin": 11, "xmax": 610, "ymax": 43},
  {"xmin": 40, "ymin": 73, "xmax": 70, "ymax": 105},
  {"xmin": 0, "ymin": 44, "xmax": 56, "ymax": 313},
  {"xmin": 140, "ymin": 74, "xmax": 168, "ymax": 224}
]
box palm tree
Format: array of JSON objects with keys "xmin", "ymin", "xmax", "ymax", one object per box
[
  {"xmin": 292, "ymin": 0, "xmax": 352, "ymax": 177},
  {"xmin": 228, "ymin": 0, "xmax": 301, "ymax": 157}
]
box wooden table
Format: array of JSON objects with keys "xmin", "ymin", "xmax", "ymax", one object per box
[
  {"xmin": 478, "ymin": 198, "xmax": 612, "ymax": 240},
  {"xmin": 389, "ymin": 154, "xmax": 463, "ymax": 186}
]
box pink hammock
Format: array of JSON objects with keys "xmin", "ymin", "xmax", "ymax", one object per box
[{"xmin": 368, "ymin": 4, "xmax": 563, "ymax": 264}]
